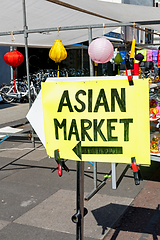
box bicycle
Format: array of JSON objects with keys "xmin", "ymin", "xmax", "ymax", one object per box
[{"xmin": 0, "ymin": 77, "xmax": 39, "ymax": 103}]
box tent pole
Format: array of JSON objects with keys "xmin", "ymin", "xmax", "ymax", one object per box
[
  {"xmin": 0, "ymin": 21, "xmax": 159, "ymax": 38},
  {"xmin": 22, "ymin": 0, "xmax": 35, "ymax": 147},
  {"xmin": 88, "ymin": 27, "xmax": 97, "ymax": 190},
  {"xmin": 81, "ymin": 48, "xmax": 83, "ymax": 70},
  {"xmin": 88, "ymin": 28, "xmax": 94, "ymax": 76},
  {"xmin": 22, "ymin": 0, "xmax": 31, "ymax": 108}
]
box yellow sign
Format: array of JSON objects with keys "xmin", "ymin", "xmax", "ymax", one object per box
[{"xmin": 41, "ymin": 78, "xmax": 150, "ymax": 164}]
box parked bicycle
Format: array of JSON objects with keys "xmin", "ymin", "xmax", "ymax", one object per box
[
  {"xmin": 0, "ymin": 76, "xmax": 40, "ymax": 103},
  {"xmin": 0, "ymin": 67, "xmax": 90, "ymax": 103}
]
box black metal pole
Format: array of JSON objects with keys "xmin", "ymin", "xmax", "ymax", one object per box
[
  {"xmin": 88, "ymin": 28, "xmax": 94, "ymax": 76},
  {"xmin": 76, "ymin": 161, "xmax": 84, "ymax": 240}
]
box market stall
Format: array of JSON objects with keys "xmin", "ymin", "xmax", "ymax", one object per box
[{"xmin": 1, "ymin": 2, "xmax": 160, "ymax": 239}]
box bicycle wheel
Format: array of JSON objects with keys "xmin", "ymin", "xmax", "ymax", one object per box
[{"xmin": 1, "ymin": 85, "xmax": 15, "ymax": 103}]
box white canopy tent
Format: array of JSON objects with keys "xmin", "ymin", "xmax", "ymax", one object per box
[
  {"xmin": 0, "ymin": 0, "xmax": 160, "ymax": 108},
  {"xmin": 0, "ymin": 0, "xmax": 160, "ymax": 47}
]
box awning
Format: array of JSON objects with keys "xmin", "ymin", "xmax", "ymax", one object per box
[{"xmin": 0, "ymin": 0, "xmax": 160, "ymax": 47}]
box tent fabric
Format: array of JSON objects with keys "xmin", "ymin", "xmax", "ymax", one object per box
[
  {"xmin": 146, "ymin": 50, "xmax": 153, "ymax": 62},
  {"xmin": 0, "ymin": 0, "xmax": 160, "ymax": 47},
  {"xmin": 152, "ymin": 50, "xmax": 158, "ymax": 63},
  {"xmin": 136, "ymin": 50, "xmax": 147, "ymax": 62},
  {"xmin": 119, "ymin": 51, "xmax": 126, "ymax": 64}
]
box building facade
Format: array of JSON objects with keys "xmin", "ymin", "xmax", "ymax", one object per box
[
  {"xmin": 154, "ymin": 0, "xmax": 160, "ymax": 7},
  {"xmin": 102, "ymin": 0, "xmax": 154, "ymax": 44},
  {"xmin": 153, "ymin": 0, "xmax": 160, "ymax": 44},
  {"xmin": 122, "ymin": 0, "xmax": 153, "ymax": 6},
  {"xmin": 122, "ymin": 0, "xmax": 153, "ymax": 44}
]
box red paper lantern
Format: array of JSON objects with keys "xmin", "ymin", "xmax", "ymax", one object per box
[
  {"xmin": 4, "ymin": 50, "xmax": 24, "ymax": 69},
  {"xmin": 4, "ymin": 50, "xmax": 24, "ymax": 93}
]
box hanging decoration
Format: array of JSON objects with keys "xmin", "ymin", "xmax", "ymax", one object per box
[
  {"xmin": 146, "ymin": 50, "xmax": 152, "ymax": 62},
  {"xmin": 125, "ymin": 23, "xmax": 135, "ymax": 85},
  {"xmin": 152, "ymin": 50, "xmax": 158, "ymax": 63},
  {"xmin": 129, "ymin": 23, "xmax": 135, "ymax": 66},
  {"xmin": 114, "ymin": 52, "xmax": 123, "ymax": 65},
  {"xmin": 125, "ymin": 41, "xmax": 135, "ymax": 85},
  {"xmin": 135, "ymin": 53, "xmax": 144, "ymax": 77},
  {"xmin": 88, "ymin": 38, "xmax": 114, "ymax": 64},
  {"xmin": 4, "ymin": 50, "xmax": 24, "ymax": 69},
  {"xmin": 49, "ymin": 40, "xmax": 67, "ymax": 77},
  {"xmin": 129, "ymin": 38, "xmax": 135, "ymax": 70},
  {"xmin": 157, "ymin": 50, "xmax": 160, "ymax": 68},
  {"xmin": 4, "ymin": 50, "xmax": 24, "ymax": 93},
  {"xmin": 114, "ymin": 52, "xmax": 123, "ymax": 75},
  {"xmin": 94, "ymin": 62, "xmax": 98, "ymax": 76},
  {"xmin": 134, "ymin": 61, "xmax": 139, "ymax": 76},
  {"xmin": 130, "ymin": 38, "xmax": 135, "ymax": 59},
  {"xmin": 136, "ymin": 50, "xmax": 147, "ymax": 62},
  {"xmin": 135, "ymin": 53, "xmax": 144, "ymax": 65}
]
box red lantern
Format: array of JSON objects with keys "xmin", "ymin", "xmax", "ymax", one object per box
[
  {"xmin": 4, "ymin": 50, "xmax": 24, "ymax": 69},
  {"xmin": 4, "ymin": 50, "xmax": 24, "ymax": 93}
]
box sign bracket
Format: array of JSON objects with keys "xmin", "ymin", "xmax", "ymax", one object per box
[
  {"xmin": 131, "ymin": 157, "xmax": 143, "ymax": 185},
  {"xmin": 54, "ymin": 149, "xmax": 69, "ymax": 177}
]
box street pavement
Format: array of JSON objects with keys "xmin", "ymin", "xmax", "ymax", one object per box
[
  {"xmin": 104, "ymin": 168, "xmax": 160, "ymax": 240},
  {"xmin": 0, "ymin": 102, "xmax": 160, "ymax": 239},
  {"xmin": 0, "ymin": 102, "xmax": 29, "ymax": 127}
]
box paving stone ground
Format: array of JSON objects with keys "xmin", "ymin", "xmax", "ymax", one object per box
[{"xmin": 1, "ymin": 102, "xmax": 160, "ymax": 239}]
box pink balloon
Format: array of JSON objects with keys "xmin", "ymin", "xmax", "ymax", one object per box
[{"xmin": 88, "ymin": 38, "xmax": 114, "ymax": 63}]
